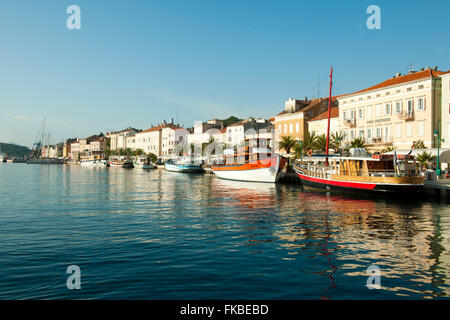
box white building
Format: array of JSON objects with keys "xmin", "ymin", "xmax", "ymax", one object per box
[
  {"xmin": 337, "ymin": 68, "xmax": 444, "ymax": 152},
  {"xmin": 308, "ymin": 107, "xmax": 340, "ymax": 136},
  {"xmin": 106, "ymin": 128, "xmax": 138, "ymax": 151},
  {"xmin": 441, "ymin": 71, "xmax": 450, "ymax": 149},
  {"xmin": 226, "ymin": 118, "xmax": 271, "ymax": 146},
  {"xmin": 161, "ymin": 124, "xmax": 189, "ymax": 157},
  {"xmin": 187, "ymin": 119, "xmax": 224, "ymax": 146}
]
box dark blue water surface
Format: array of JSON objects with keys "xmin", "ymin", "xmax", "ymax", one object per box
[{"xmin": 1, "ymin": 163, "xmax": 449, "ymax": 299}]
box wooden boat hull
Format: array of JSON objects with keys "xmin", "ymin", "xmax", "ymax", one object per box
[
  {"xmin": 210, "ymin": 155, "xmax": 287, "ymax": 183},
  {"xmin": 294, "ymin": 167, "xmax": 424, "ymax": 193},
  {"xmin": 108, "ymin": 161, "xmax": 134, "ymax": 168}
]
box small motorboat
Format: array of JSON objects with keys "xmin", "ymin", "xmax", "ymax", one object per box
[{"xmin": 165, "ymin": 157, "xmax": 203, "ymax": 173}]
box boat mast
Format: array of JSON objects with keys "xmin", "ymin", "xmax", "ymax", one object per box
[
  {"xmin": 325, "ymin": 67, "xmax": 333, "ymax": 166},
  {"xmin": 41, "ymin": 119, "xmax": 45, "ymax": 158}
]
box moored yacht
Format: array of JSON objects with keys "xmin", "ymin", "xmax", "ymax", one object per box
[{"xmin": 294, "ymin": 154, "xmax": 424, "ymax": 193}]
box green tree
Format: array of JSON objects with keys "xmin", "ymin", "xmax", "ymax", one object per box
[
  {"xmin": 279, "ymin": 136, "xmax": 297, "ymax": 154},
  {"xmin": 330, "ymin": 131, "xmax": 345, "ymax": 154},
  {"xmin": 381, "ymin": 146, "xmax": 397, "ymax": 154},
  {"xmin": 416, "ymin": 151, "xmax": 436, "ymax": 170},
  {"xmin": 412, "ymin": 140, "xmax": 426, "ymax": 149},
  {"xmin": 133, "ymin": 148, "xmax": 145, "ymax": 156},
  {"xmin": 349, "ymin": 138, "xmax": 367, "ymax": 149},
  {"xmin": 314, "ymin": 134, "xmax": 327, "ymax": 152},
  {"xmin": 147, "ymin": 152, "xmax": 157, "ymax": 163},
  {"xmin": 301, "ymin": 132, "xmax": 318, "ymax": 154}
]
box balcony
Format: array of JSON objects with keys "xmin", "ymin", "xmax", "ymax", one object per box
[
  {"xmin": 344, "ymin": 119, "xmax": 356, "ymax": 128},
  {"xmin": 397, "ymin": 111, "xmax": 414, "ymax": 121}
]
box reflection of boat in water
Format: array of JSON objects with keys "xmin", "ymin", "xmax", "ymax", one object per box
[
  {"xmin": 210, "ymin": 138, "xmax": 287, "ymax": 183},
  {"xmin": 165, "ymin": 157, "xmax": 203, "ymax": 173},
  {"xmin": 294, "ymin": 154, "xmax": 424, "ymax": 193},
  {"xmin": 27, "ymin": 158, "xmax": 64, "ymax": 164},
  {"xmin": 211, "ymin": 178, "xmax": 278, "ymax": 209},
  {"xmin": 133, "ymin": 156, "xmax": 156, "ymax": 169},
  {"xmin": 108, "ymin": 156, "xmax": 134, "ymax": 168}
]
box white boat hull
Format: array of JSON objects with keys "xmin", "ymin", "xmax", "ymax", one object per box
[
  {"xmin": 212, "ymin": 166, "xmax": 282, "ymax": 183},
  {"xmin": 165, "ymin": 163, "xmax": 202, "ymax": 173},
  {"xmin": 134, "ymin": 163, "xmax": 156, "ymax": 169}
]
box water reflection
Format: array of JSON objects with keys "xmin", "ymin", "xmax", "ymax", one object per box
[{"xmin": 0, "ymin": 164, "xmax": 449, "ymax": 299}]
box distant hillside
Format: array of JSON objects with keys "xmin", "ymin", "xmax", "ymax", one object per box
[
  {"xmin": 222, "ymin": 116, "xmax": 241, "ymax": 127},
  {"xmin": 0, "ymin": 143, "xmax": 31, "ymax": 157}
]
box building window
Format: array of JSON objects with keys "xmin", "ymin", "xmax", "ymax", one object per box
[
  {"xmin": 289, "ymin": 123, "xmax": 293, "ymax": 133},
  {"xmin": 358, "ymin": 130, "xmax": 364, "ymax": 138},
  {"xmin": 366, "ymin": 106, "xmax": 372, "ymax": 118},
  {"xmin": 376, "ymin": 127, "xmax": 381, "ymax": 138},
  {"xmin": 395, "ymin": 101, "xmax": 402, "ymax": 114},
  {"xmin": 350, "ymin": 130, "xmax": 354, "ymax": 139},
  {"xmin": 418, "ymin": 122, "xmax": 425, "ymax": 137},
  {"xmin": 376, "ymin": 105, "xmax": 381, "ymax": 117},
  {"xmin": 343, "ymin": 111, "xmax": 347, "ymax": 120},
  {"xmin": 367, "ymin": 128, "xmax": 372, "ymax": 142},
  {"xmin": 407, "ymin": 100, "xmax": 414, "ymax": 115},
  {"xmin": 396, "ymin": 125, "xmax": 402, "ymax": 138},
  {"xmin": 384, "ymin": 126, "xmax": 391, "ymax": 142},
  {"xmin": 295, "ymin": 123, "xmax": 299, "ymax": 132},
  {"xmin": 417, "ymin": 98, "xmax": 425, "ymax": 111},
  {"xmin": 406, "ymin": 124, "xmax": 412, "ymax": 137},
  {"xmin": 385, "ymin": 103, "xmax": 391, "ymax": 115},
  {"xmin": 278, "ymin": 125, "xmax": 281, "ymax": 134},
  {"xmin": 284, "ymin": 124, "xmax": 287, "ymax": 133},
  {"xmin": 358, "ymin": 108, "xmax": 364, "ymax": 119}
]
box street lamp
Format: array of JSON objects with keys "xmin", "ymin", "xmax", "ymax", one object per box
[{"xmin": 434, "ymin": 128, "xmax": 445, "ymax": 176}]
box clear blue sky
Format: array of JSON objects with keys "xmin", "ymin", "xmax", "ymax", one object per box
[{"xmin": 1, "ymin": 0, "xmax": 449, "ymax": 147}]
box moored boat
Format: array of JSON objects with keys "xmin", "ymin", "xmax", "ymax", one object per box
[
  {"xmin": 210, "ymin": 138, "xmax": 288, "ymax": 183},
  {"xmin": 133, "ymin": 156, "xmax": 156, "ymax": 169},
  {"xmin": 108, "ymin": 156, "xmax": 134, "ymax": 168},
  {"xmin": 294, "ymin": 154, "xmax": 424, "ymax": 193},
  {"xmin": 165, "ymin": 157, "xmax": 203, "ymax": 173}
]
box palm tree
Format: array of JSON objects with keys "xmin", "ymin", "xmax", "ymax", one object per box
[
  {"xmin": 330, "ymin": 131, "xmax": 345, "ymax": 154},
  {"xmin": 381, "ymin": 146, "xmax": 397, "ymax": 154},
  {"xmin": 349, "ymin": 138, "xmax": 367, "ymax": 149},
  {"xmin": 314, "ymin": 134, "xmax": 327, "ymax": 152},
  {"xmin": 412, "ymin": 140, "xmax": 426, "ymax": 149},
  {"xmin": 301, "ymin": 132, "xmax": 318, "ymax": 154},
  {"xmin": 416, "ymin": 151, "xmax": 436, "ymax": 170},
  {"xmin": 279, "ymin": 136, "xmax": 297, "ymax": 154}
]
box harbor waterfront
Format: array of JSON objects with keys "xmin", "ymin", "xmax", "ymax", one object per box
[{"xmin": 1, "ymin": 163, "xmax": 450, "ymax": 299}]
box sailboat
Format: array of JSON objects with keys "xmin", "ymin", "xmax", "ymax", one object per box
[
  {"xmin": 293, "ymin": 68, "xmax": 424, "ymax": 193},
  {"xmin": 27, "ymin": 119, "xmax": 64, "ymax": 164}
]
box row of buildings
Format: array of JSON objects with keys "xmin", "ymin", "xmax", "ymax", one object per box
[{"xmin": 48, "ymin": 66, "xmax": 450, "ymax": 168}]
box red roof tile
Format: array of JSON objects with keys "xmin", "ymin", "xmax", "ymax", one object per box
[
  {"xmin": 342, "ymin": 69, "xmax": 445, "ymax": 97},
  {"xmin": 308, "ymin": 107, "xmax": 339, "ymax": 122}
]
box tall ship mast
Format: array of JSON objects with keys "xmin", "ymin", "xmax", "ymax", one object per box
[
  {"xmin": 294, "ymin": 67, "xmax": 425, "ymax": 193},
  {"xmin": 27, "ymin": 118, "xmax": 64, "ymax": 164}
]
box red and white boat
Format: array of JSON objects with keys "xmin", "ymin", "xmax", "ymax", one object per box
[
  {"xmin": 294, "ymin": 66, "xmax": 424, "ymax": 194},
  {"xmin": 210, "ymin": 138, "xmax": 288, "ymax": 183},
  {"xmin": 294, "ymin": 154, "xmax": 424, "ymax": 193}
]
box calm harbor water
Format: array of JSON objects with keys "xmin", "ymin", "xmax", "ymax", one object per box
[{"xmin": 0, "ymin": 163, "xmax": 449, "ymax": 299}]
